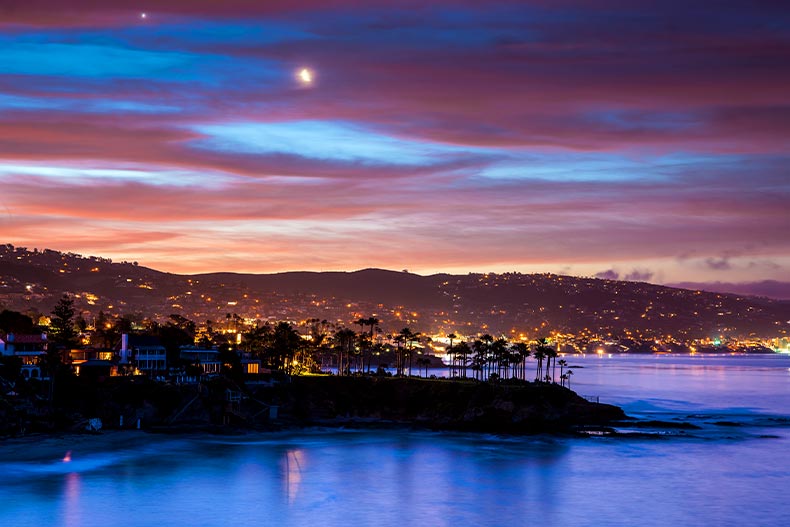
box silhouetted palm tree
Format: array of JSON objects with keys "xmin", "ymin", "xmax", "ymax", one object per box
[
  {"xmin": 511, "ymin": 342, "xmax": 530, "ymax": 380},
  {"xmin": 393, "ymin": 332, "xmax": 405, "ymax": 376},
  {"xmin": 399, "ymin": 328, "xmax": 421, "ymax": 376},
  {"xmin": 447, "ymin": 333, "xmax": 457, "ymax": 377},
  {"xmin": 471, "ymin": 338, "xmax": 489, "ymax": 380},
  {"xmin": 355, "ymin": 332, "xmax": 372, "ymax": 373},
  {"xmin": 367, "ymin": 317, "xmax": 380, "ymax": 338},
  {"xmin": 535, "ymin": 338, "xmax": 554, "ymax": 382},
  {"xmin": 549, "ymin": 347, "xmax": 559, "ymax": 383},
  {"xmin": 453, "ymin": 341, "xmax": 471, "ymax": 379},
  {"xmin": 334, "ymin": 328, "xmax": 356, "ymax": 376},
  {"xmin": 271, "ymin": 322, "xmax": 302, "ymax": 374},
  {"xmin": 416, "ymin": 356, "xmax": 431, "ymax": 377},
  {"xmin": 558, "ymin": 359, "xmax": 568, "ymax": 386},
  {"xmin": 306, "ymin": 318, "xmax": 331, "ymax": 371},
  {"xmin": 491, "ymin": 337, "xmax": 508, "ymax": 378},
  {"xmin": 533, "ymin": 343, "xmax": 546, "ymax": 381}
]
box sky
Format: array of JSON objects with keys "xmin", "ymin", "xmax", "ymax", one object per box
[{"xmin": 0, "ymin": 0, "xmax": 788, "ymax": 285}]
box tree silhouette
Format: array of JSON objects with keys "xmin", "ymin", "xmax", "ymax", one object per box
[
  {"xmin": 534, "ymin": 338, "xmax": 557, "ymax": 382},
  {"xmin": 510, "ymin": 342, "xmax": 530, "ymax": 380},
  {"xmin": 416, "ymin": 356, "xmax": 431, "ymax": 377},
  {"xmin": 491, "ymin": 337, "xmax": 508, "ymax": 378},
  {"xmin": 46, "ymin": 294, "xmax": 78, "ymax": 402},
  {"xmin": 49, "ymin": 294, "xmax": 77, "ymax": 349},
  {"xmin": 392, "ymin": 332, "xmax": 405, "ymax": 376},
  {"xmin": 0, "ymin": 309, "xmax": 35, "ymax": 334},
  {"xmin": 363, "ymin": 317, "xmax": 380, "ymax": 372},
  {"xmin": 270, "ymin": 322, "xmax": 302, "ymax": 373},
  {"xmin": 453, "ymin": 341, "xmax": 471, "ymax": 379},
  {"xmin": 158, "ymin": 317, "xmax": 195, "ymax": 370},
  {"xmin": 306, "ymin": 318, "xmax": 332, "ymax": 371},
  {"xmin": 533, "ymin": 338, "xmax": 551, "ymax": 381},
  {"xmin": 366, "ymin": 317, "xmax": 380, "ymax": 338},
  {"xmin": 447, "ymin": 333, "xmax": 458, "ymax": 377},
  {"xmin": 558, "ymin": 359, "xmax": 568, "ymax": 386},
  {"xmin": 396, "ymin": 328, "xmax": 421, "ymax": 376},
  {"xmin": 334, "ymin": 328, "xmax": 356, "ymax": 376},
  {"xmin": 471, "ymin": 337, "xmax": 487, "ymax": 380}
]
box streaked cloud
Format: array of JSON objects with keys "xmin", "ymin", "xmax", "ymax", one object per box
[
  {"xmin": 0, "ymin": 0, "xmax": 787, "ymax": 283},
  {"xmin": 192, "ymin": 120, "xmax": 485, "ymax": 165}
]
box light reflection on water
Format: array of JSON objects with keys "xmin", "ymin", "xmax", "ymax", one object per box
[
  {"xmin": 283, "ymin": 449, "xmax": 305, "ymax": 504},
  {"xmin": 2, "ymin": 355, "xmax": 790, "ymax": 527},
  {"xmin": 62, "ymin": 472, "xmax": 81, "ymax": 527}
]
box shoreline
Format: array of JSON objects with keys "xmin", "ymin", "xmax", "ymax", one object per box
[
  {"xmin": 0, "ymin": 413, "xmax": 762, "ymax": 459},
  {"xmin": 1, "ymin": 375, "xmax": 626, "ymax": 440}
]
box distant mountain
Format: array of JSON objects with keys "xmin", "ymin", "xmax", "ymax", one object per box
[
  {"xmin": 668, "ymin": 281, "xmax": 790, "ymax": 301},
  {"xmin": 195, "ymin": 268, "xmax": 452, "ymax": 307},
  {"xmin": 2, "ymin": 244, "xmax": 789, "ymax": 339}
]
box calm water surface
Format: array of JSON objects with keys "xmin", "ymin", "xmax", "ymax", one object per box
[{"xmin": 2, "ymin": 354, "xmax": 790, "ymax": 527}]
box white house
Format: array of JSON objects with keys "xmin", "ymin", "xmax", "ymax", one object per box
[{"xmin": 0, "ymin": 333, "xmax": 48, "ymax": 379}]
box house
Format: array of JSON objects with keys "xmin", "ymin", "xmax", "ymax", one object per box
[
  {"xmin": 70, "ymin": 348, "xmax": 115, "ymax": 362},
  {"xmin": 236, "ymin": 348, "xmax": 263, "ymax": 375},
  {"xmin": 241, "ymin": 357, "xmax": 263, "ymax": 375},
  {"xmin": 70, "ymin": 348, "xmax": 117, "ymax": 378},
  {"xmin": 118, "ymin": 334, "xmax": 167, "ymax": 375},
  {"xmin": 0, "ymin": 333, "xmax": 48, "ymax": 379},
  {"xmin": 74, "ymin": 359, "xmax": 117, "ymax": 380},
  {"xmin": 180, "ymin": 346, "xmax": 222, "ymax": 375}
]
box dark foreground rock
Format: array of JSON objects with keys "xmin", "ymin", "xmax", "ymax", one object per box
[
  {"xmin": 267, "ymin": 376, "xmax": 625, "ymax": 434},
  {"xmin": 1, "ymin": 375, "xmax": 625, "ymax": 437}
]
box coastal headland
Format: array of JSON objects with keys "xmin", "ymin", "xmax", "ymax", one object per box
[
  {"xmin": 272, "ymin": 376, "xmax": 625, "ymax": 434},
  {"xmin": 0, "ymin": 375, "xmax": 625, "ymax": 437}
]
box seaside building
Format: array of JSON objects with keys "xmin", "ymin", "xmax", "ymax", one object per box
[
  {"xmin": 0, "ymin": 333, "xmax": 48, "ymax": 379},
  {"xmin": 118, "ymin": 334, "xmax": 167, "ymax": 375},
  {"xmin": 70, "ymin": 347, "xmax": 118, "ymax": 378},
  {"xmin": 180, "ymin": 346, "xmax": 222, "ymax": 375}
]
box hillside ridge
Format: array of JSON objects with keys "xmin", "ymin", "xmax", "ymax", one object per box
[{"xmin": 1, "ymin": 244, "xmax": 789, "ymax": 339}]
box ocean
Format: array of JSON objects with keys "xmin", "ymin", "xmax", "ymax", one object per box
[{"xmin": 2, "ymin": 354, "xmax": 789, "ymax": 526}]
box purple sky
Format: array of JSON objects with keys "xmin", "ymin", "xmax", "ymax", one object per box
[{"xmin": 0, "ymin": 1, "xmax": 788, "ymax": 284}]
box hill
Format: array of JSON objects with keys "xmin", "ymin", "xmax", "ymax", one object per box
[
  {"xmin": 668, "ymin": 281, "xmax": 790, "ymax": 301},
  {"xmin": 1, "ymin": 244, "xmax": 789, "ymax": 340}
]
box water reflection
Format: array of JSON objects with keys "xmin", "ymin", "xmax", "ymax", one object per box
[
  {"xmin": 62, "ymin": 472, "xmax": 81, "ymax": 527},
  {"xmin": 1, "ymin": 356, "xmax": 790, "ymax": 526},
  {"xmin": 283, "ymin": 449, "xmax": 306, "ymax": 505},
  {"xmin": 1, "ymin": 427, "xmax": 789, "ymax": 527}
]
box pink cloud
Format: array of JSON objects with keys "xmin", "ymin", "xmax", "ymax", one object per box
[{"xmin": 0, "ymin": 0, "xmax": 788, "ymax": 282}]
